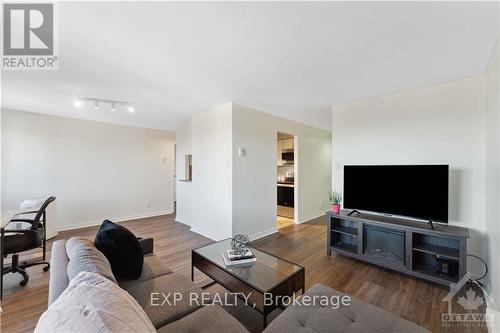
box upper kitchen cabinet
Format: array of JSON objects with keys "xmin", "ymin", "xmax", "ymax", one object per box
[
  {"xmin": 277, "ymin": 139, "xmax": 283, "ymax": 165},
  {"xmin": 282, "ymin": 138, "xmax": 294, "ymax": 150}
]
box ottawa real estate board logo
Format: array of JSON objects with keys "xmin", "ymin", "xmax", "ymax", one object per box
[{"xmin": 2, "ymin": 2, "xmax": 58, "ymax": 70}]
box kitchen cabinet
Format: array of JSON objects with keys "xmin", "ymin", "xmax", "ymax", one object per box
[
  {"xmin": 277, "ymin": 186, "xmax": 294, "ymax": 207},
  {"xmin": 282, "ymin": 138, "xmax": 294, "ymax": 150},
  {"xmin": 277, "ymin": 140, "xmax": 283, "ymax": 165},
  {"xmin": 277, "ymin": 138, "xmax": 293, "ymax": 165}
]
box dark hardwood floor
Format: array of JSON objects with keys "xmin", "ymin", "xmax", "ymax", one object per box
[{"xmin": 0, "ymin": 214, "xmax": 487, "ymax": 333}]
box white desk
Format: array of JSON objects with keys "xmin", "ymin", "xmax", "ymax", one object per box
[
  {"xmin": 1, "ymin": 198, "xmax": 58, "ymax": 239},
  {"xmin": 1, "ymin": 207, "xmax": 43, "ymax": 301},
  {"xmin": 1, "ymin": 208, "xmax": 39, "ymax": 228},
  {"xmin": 1, "ymin": 199, "xmax": 56, "ymax": 300}
]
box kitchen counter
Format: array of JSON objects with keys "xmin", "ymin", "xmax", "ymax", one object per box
[{"xmin": 277, "ymin": 182, "xmax": 294, "ymax": 188}]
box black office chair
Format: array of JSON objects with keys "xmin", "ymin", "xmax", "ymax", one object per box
[{"xmin": 1, "ymin": 196, "xmax": 55, "ymax": 291}]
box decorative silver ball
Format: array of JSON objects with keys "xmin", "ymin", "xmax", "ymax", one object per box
[{"xmin": 231, "ymin": 234, "xmax": 250, "ymax": 255}]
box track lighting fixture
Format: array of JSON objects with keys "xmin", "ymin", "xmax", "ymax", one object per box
[{"xmin": 74, "ymin": 98, "xmax": 135, "ymax": 114}]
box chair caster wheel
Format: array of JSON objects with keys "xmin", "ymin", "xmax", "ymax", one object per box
[
  {"xmin": 43, "ymin": 265, "xmax": 50, "ymax": 272},
  {"xmin": 20, "ymin": 279, "xmax": 28, "ymax": 286}
]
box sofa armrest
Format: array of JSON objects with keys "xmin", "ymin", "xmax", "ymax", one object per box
[
  {"xmin": 48, "ymin": 240, "xmax": 70, "ymax": 306},
  {"xmin": 137, "ymin": 237, "xmax": 154, "ymax": 254}
]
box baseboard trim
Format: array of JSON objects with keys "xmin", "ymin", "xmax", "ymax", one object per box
[
  {"xmin": 174, "ymin": 218, "xmax": 188, "ymax": 226},
  {"xmin": 249, "ymin": 227, "xmax": 278, "ymax": 241},
  {"xmin": 299, "ymin": 211, "xmax": 327, "ymax": 224},
  {"xmin": 190, "ymin": 226, "xmax": 230, "ymax": 241},
  {"xmin": 486, "ymin": 306, "xmax": 499, "ymax": 333},
  {"xmin": 481, "ymin": 283, "xmax": 499, "ymax": 333},
  {"xmin": 58, "ymin": 210, "xmax": 174, "ymax": 232}
]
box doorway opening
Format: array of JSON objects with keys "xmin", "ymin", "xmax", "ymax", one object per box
[{"xmin": 277, "ymin": 132, "xmax": 297, "ymax": 229}]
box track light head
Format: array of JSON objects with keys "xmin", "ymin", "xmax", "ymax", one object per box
[{"xmin": 76, "ymin": 98, "xmax": 133, "ymax": 113}]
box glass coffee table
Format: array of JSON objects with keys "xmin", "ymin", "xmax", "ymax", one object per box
[{"xmin": 192, "ymin": 238, "xmax": 305, "ymax": 327}]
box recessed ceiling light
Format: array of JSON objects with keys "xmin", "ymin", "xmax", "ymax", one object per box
[
  {"xmin": 94, "ymin": 100, "xmax": 99, "ymax": 110},
  {"xmin": 128, "ymin": 106, "xmax": 134, "ymax": 113},
  {"xmin": 74, "ymin": 99, "xmax": 83, "ymax": 107}
]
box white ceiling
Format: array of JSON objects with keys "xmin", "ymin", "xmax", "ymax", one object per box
[{"xmin": 2, "ymin": 2, "xmax": 498, "ymax": 131}]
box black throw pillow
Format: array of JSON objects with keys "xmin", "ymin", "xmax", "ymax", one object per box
[{"xmin": 94, "ymin": 220, "xmax": 144, "ymax": 279}]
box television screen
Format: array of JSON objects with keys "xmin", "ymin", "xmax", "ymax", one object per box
[{"xmin": 343, "ymin": 165, "xmax": 449, "ymax": 222}]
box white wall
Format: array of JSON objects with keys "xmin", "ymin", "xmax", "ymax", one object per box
[
  {"xmin": 331, "ymin": 76, "xmax": 487, "ymax": 270},
  {"xmin": 1, "ymin": 109, "xmax": 176, "ymax": 230},
  {"xmin": 175, "ymin": 103, "xmax": 331, "ymax": 240},
  {"xmin": 232, "ymin": 104, "xmax": 331, "ymax": 239},
  {"xmin": 175, "ymin": 103, "xmax": 233, "ymax": 240},
  {"xmin": 485, "ymin": 37, "xmax": 500, "ymax": 307},
  {"xmin": 0, "ymin": 107, "xmax": 2, "ymax": 217}
]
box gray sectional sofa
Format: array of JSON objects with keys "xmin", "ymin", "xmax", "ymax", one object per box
[
  {"xmin": 264, "ymin": 283, "xmax": 429, "ymax": 333},
  {"xmin": 47, "ymin": 237, "xmax": 429, "ymax": 333},
  {"xmin": 49, "ymin": 238, "xmax": 248, "ymax": 332}
]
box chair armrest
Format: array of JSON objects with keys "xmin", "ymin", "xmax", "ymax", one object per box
[
  {"xmin": 9, "ymin": 219, "xmax": 35, "ymax": 223},
  {"xmin": 137, "ymin": 237, "xmax": 154, "ymax": 254},
  {"xmin": 5, "ymin": 219, "xmax": 36, "ymax": 230},
  {"xmin": 14, "ymin": 210, "xmax": 38, "ymax": 216},
  {"xmin": 4, "ymin": 229, "xmax": 37, "ymax": 235}
]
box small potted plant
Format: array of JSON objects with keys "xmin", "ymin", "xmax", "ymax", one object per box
[{"xmin": 329, "ymin": 190, "xmax": 342, "ymax": 214}]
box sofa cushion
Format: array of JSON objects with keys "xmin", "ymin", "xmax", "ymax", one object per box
[
  {"xmin": 117, "ymin": 254, "xmax": 173, "ymax": 289},
  {"xmin": 95, "ymin": 219, "xmax": 144, "ymax": 279},
  {"xmin": 263, "ymin": 284, "xmax": 429, "ymax": 333},
  {"xmin": 157, "ymin": 305, "xmax": 249, "ymax": 333},
  {"xmin": 125, "ymin": 272, "xmax": 204, "ymax": 328},
  {"xmin": 35, "ymin": 271, "xmax": 156, "ymax": 333},
  {"xmin": 65, "ymin": 237, "xmax": 117, "ymax": 283}
]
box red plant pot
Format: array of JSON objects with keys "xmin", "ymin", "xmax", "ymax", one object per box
[{"xmin": 331, "ymin": 204, "xmax": 341, "ymax": 214}]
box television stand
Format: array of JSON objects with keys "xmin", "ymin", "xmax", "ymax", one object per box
[
  {"xmin": 327, "ymin": 210, "xmax": 469, "ymax": 286},
  {"xmin": 347, "ymin": 209, "xmax": 361, "ymax": 216},
  {"xmin": 428, "ymin": 220, "xmax": 435, "ymax": 230}
]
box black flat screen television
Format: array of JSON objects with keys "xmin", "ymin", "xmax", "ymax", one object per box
[{"xmin": 343, "ymin": 165, "xmax": 449, "ymax": 223}]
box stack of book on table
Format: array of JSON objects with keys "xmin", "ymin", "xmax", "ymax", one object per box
[{"xmin": 222, "ymin": 249, "xmax": 257, "ymax": 266}]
